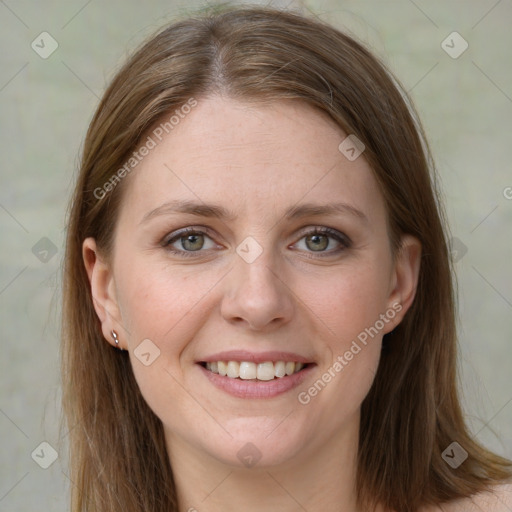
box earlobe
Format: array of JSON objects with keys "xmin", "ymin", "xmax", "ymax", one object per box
[
  {"xmin": 82, "ymin": 237, "xmax": 124, "ymax": 348},
  {"xmin": 385, "ymin": 235, "xmax": 422, "ymax": 331}
]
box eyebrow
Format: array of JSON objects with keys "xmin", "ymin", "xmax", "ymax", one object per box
[{"xmin": 139, "ymin": 199, "xmax": 368, "ymax": 225}]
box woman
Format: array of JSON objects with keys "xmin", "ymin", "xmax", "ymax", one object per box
[{"xmin": 61, "ymin": 5, "xmax": 512, "ymax": 511}]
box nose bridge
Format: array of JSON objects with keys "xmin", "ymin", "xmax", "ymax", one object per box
[
  {"xmin": 220, "ymin": 235, "xmax": 294, "ymax": 330},
  {"xmin": 234, "ymin": 237, "xmax": 284, "ymax": 299},
  {"xmin": 240, "ymin": 249, "xmax": 279, "ymax": 291}
]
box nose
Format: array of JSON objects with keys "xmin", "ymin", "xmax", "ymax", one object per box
[{"xmin": 220, "ymin": 249, "xmax": 294, "ymax": 331}]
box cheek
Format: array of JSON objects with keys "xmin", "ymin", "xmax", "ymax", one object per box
[
  {"xmin": 305, "ymin": 263, "xmax": 391, "ymax": 346},
  {"xmin": 300, "ymin": 262, "xmax": 389, "ymax": 379},
  {"xmin": 115, "ymin": 260, "xmax": 218, "ymax": 421},
  {"xmin": 293, "ymin": 266, "xmax": 388, "ymax": 427},
  {"xmin": 115, "ymin": 257, "xmax": 216, "ymax": 347}
]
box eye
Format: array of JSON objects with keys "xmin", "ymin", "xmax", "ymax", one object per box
[
  {"xmin": 292, "ymin": 227, "xmax": 351, "ymax": 257},
  {"xmin": 162, "ymin": 227, "xmax": 219, "ymax": 257},
  {"xmin": 161, "ymin": 226, "xmax": 351, "ymax": 259}
]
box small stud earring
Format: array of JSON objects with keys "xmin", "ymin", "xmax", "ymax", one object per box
[{"xmin": 111, "ymin": 330, "xmax": 123, "ymax": 351}]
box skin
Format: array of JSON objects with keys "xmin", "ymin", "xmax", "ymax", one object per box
[{"xmin": 83, "ymin": 94, "xmax": 494, "ymax": 512}]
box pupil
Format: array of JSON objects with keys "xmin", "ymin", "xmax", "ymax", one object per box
[
  {"xmin": 184, "ymin": 234, "xmax": 202, "ymax": 251},
  {"xmin": 308, "ymin": 234, "xmax": 327, "ymax": 251}
]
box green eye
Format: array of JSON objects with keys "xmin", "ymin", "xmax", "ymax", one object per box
[
  {"xmin": 293, "ymin": 227, "xmax": 351, "ymax": 256},
  {"xmin": 162, "ymin": 226, "xmax": 351, "ymax": 258},
  {"xmin": 163, "ymin": 228, "xmax": 216, "ymax": 257}
]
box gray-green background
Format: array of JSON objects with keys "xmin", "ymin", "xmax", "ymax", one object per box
[{"xmin": 1, "ymin": 0, "xmax": 511, "ymax": 510}]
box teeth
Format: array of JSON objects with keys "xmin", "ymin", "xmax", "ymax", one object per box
[
  {"xmin": 217, "ymin": 361, "xmax": 227, "ymax": 376},
  {"xmin": 204, "ymin": 360, "xmax": 306, "ymax": 380},
  {"xmin": 257, "ymin": 362, "xmax": 275, "ymax": 381},
  {"xmin": 239, "ymin": 362, "xmax": 257, "ymax": 380},
  {"xmin": 285, "ymin": 361, "xmax": 295, "ymax": 376},
  {"xmin": 227, "ymin": 361, "xmax": 239, "ymax": 378},
  {"xmin": 274, "ymin": 361, "xmax": 286, "ymax": 378}
]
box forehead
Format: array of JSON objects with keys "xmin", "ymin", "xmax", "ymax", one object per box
[{"xmin": 118, "ymin": 96, "xmax": 386, "ymax": 226}]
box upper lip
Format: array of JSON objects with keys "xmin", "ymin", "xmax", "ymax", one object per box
[{"xmin": 198, "ymin": 350, "xmax": 314, "ymax": 364}]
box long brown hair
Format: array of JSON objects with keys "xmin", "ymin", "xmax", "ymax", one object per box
[{"xmin": 61, "ymin": 4, "xmax": 512, "ymax": 511}]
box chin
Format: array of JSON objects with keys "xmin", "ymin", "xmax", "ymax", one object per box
[{"xmin": 205, "ymin": 420, "xmax": 308, "ymax": 469}]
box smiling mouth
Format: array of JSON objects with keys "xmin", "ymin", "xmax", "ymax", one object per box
[{"xmin": 199, "ymin": 360, "xmax": 310, "ymax": 381}]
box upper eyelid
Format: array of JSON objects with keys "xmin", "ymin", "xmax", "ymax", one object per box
[
  {"xmin": 162, "ymin": 225, "xmax": 350, "ymax": 250},
  {"xmin": 292, "ymin": 228, "xmax": 351, "ymax": 250},
  {"xmin": 162, "ymin": 226, "xmax": 217, "ymax": 244}
]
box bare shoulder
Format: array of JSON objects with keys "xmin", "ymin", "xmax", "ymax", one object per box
[{"xmin": 420, "ymin": 483, "xmax": 512, "ymax": 512}]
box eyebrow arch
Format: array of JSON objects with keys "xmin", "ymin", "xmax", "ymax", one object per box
[{"xmin": 139, "ymin": 199, "xmax": 368, "ymax": 225}]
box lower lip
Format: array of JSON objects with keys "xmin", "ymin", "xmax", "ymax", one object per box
[{"xmin": 197, "ymin": 363, "xmax": 315, "ymax": 399}]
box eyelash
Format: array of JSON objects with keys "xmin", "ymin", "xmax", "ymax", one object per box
[{"xmin": 161, "ymin": 226, "xmax": 351, "ymax": 259}]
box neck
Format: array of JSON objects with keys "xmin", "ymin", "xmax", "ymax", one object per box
[{"xmin": 166, "ymin": 414, "xmax": 370, "ymax": 512}]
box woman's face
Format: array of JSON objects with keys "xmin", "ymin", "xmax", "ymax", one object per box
[{"xmin": 84, "ymin": 96, "xmax": 420, "ymax": 470}]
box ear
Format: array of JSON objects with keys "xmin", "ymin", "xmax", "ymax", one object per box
[
  {"xmin": 383, "ymin": 234, "xmax": 422, "ymax": 333},
  {"xmin": 82, "ymin": 237, "xmax": 125, "ymax": 349}
]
